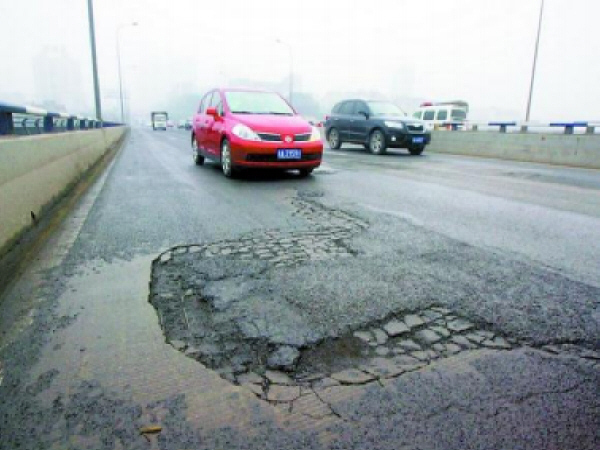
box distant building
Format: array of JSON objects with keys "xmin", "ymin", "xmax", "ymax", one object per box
[{"xmin": 33, "ymin": 46, "xmax": 86, "ymax": 113}]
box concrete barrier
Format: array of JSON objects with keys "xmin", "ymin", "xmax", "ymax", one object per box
[
  {"xmin": 427, "ymin": 131, "xmax": 600, "ymax": 169},
  {"xmin": 0, "ymin": 127, "xmax": 126, "ymax": 256}
]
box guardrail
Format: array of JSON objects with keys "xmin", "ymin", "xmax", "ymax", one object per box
[
  {"xmin": 0, "ymin": 101, "xmax": 122, "ymax": 136},
  {"xmin": 427, "ymin": 126, "xmax": 600, "ymax": 170},
  {"xmin": 437, "ymin": 120, "xmax": 598, "ymax": 135}
]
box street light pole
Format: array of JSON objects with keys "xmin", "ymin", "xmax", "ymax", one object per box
[
  {"xmin": 87, "ymin": 0, "xmax": 102, "ymax": 120},
  {"xmin": 276, "ymin": 39, "xmax": 293, "ymax": 106},
  {"xmin": 526, "ymin": 0, "xmax": 545, "ymax": 122},
  {"xmin": 117, "ymin": 22, "xmax": 137, "ymax": 124}
]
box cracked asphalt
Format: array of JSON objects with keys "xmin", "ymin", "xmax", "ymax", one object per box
[{"xmin": 1, "ymin": 128, "xmax": 599, "ymax": 449}]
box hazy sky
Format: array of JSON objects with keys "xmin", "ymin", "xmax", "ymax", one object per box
[{"xmin": 1, "ymin": 0, "xmax": 599, "ymax": 121}]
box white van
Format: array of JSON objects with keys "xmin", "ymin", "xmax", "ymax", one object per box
[
  {"xmin": 151, "ymin": 111, "xmax": 168, "ymax": 131},
  {"xmin": 413, "ymin": 101, "xmax": 468, "ymax": 130}
]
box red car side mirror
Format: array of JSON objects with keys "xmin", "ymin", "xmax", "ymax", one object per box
[{"xmin": 206, "ymin": 107, "xmax": 218, "ymax": 117}]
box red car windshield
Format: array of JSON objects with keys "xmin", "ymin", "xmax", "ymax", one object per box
[{"xmin": 225, "ymin": 91, "xmax": 294, "ymax": 116}]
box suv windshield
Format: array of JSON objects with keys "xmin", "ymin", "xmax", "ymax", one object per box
[
  {"xmin": 367, "ymin": 101, "xmax": 405, "ymax": 116},
  {"xmin": 225, "ymin": 91, "xmax": 294, "ymax": 115}
]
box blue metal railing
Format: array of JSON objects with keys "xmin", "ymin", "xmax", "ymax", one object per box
[
  {"xmin": 439, "ymin": 121, "xmax": 598, "ymax": 134},
  {"xmin": 0, "ymin": 101, "xmax": 122, "ymax": 136}
]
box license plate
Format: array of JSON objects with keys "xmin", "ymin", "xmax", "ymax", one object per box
[
  {"xmin": 412, "ymin": 137, "xmax": 425, "ymax": 144},
  {"xmin": 277, "ymin": 149, "xmax": 302, "ymax": 159}
]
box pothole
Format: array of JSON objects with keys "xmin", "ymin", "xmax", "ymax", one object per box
[{"xmin": 148, "ymin": 193, "xmax": 600, "ymax": 415}]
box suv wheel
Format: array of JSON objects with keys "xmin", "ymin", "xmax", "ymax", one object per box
[
  {"xmin": 328, "ymin": 128, "xmax": 341, "ymax": 149},
  {"xmin": 369, "ymin": 129, "xmax": 387, "ymax": 155}
]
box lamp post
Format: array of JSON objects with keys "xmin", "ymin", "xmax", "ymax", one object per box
[
  {"xmin": 276, "ymin": 39, "xmax": 293, "ymax": 106},
  {"xmin": 526, "ymin": 0, "xmax": 545, "ymax": 122},
  {"xmin": 87, "ymin": 0, "xmax": 102, "ymax": 120},
  {"xmin": 117, "ymin": 22, "xmax": 138, "ymax": 123}
]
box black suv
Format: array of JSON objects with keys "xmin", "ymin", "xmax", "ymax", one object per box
[{"xmin": 324, "ymin": 99, "xmax": 431, "ymax": 155}]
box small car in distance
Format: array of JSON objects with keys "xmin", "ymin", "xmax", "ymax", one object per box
[
  {"xmin": 412, "ymin": 101, "xmax": 468, "ymax": 131},
  {"xmin": 324, "ymin": 99, "xmax": 430, "ymax": 155},
  {"xmin": 191, "ymin": 89, "xmax": 323, "ymax": 178},
  {"xmin": 177, "ymin": 119, "xmax": 193, "ymax": 130}
]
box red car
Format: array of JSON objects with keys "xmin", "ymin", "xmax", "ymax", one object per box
[{"xmin": 191, "ymin": 89, "xmax": 323, "ymax": 178}]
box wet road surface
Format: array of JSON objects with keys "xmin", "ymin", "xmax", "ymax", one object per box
[{"xmin": 1, "ymin": 128, "xmax": 599, "ymax": 449}]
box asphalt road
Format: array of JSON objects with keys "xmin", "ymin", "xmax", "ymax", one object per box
[
  {"xmin": 70, "ymin": 128, "xmax": 600, "ymax": 285},
  {"xmin": 1, "ymin": 127, "xmax": 599, "ymax": 450}
]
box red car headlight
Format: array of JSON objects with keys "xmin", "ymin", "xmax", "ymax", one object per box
[{"xmin": 232, "ymin": 124, "xmax": 260, "ymax": 141}]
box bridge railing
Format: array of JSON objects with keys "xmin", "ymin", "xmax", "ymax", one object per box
[
  {"xmin": 0, "ymin": 101, "xmax": 122, "ymax": 136},
  {"xmin": 436, "ymin": 120, "xmax": 598, "ymax": 135}
]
